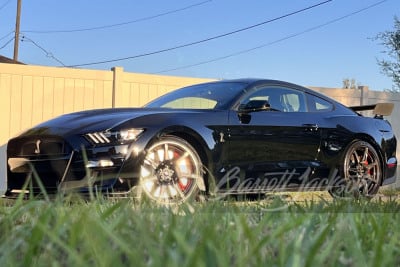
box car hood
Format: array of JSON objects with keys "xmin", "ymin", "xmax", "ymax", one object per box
[{"xmin": 20, "ymin": 108, "xmax": 184, "ymax": 136}]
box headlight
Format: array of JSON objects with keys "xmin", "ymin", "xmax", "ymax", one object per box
[
  {"xmin": 119, "ymin": 129, "xmax": 144, "ymax": 142},
  {"xmin": 85, "ymin": 128, "xmax": 144, "ymax": 145}
]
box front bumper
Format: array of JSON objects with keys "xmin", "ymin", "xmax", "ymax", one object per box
[{"xmin": 5, "ymin": 136, "xmax": 135, "ymax": 197}]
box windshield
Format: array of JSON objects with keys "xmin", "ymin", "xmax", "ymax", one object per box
[{"xmin": 145, "ymin": 82, "xmax": 246, "ymax": 110}]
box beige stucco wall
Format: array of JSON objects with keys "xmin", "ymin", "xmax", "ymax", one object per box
[
  {"xmin": 115, "ymin": 67, "xmax": 215, "ymax": 108},
  {"xmin": 0, "ymin": 64, "xmax": 114, "ymax": 144}
]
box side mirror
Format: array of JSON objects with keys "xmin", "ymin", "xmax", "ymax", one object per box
[{"xmin": 239, "ymin": 100, "xmax": 271, "ymax": 113}]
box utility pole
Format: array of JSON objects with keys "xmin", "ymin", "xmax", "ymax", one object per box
[{"xmin": 13, "ymin": 0, "xmax": 22, "ymax": 61}]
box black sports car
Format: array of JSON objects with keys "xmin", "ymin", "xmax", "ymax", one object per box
[{"xmin": 5, "ymin": 79, "xmax": 397, "ymax": 204}]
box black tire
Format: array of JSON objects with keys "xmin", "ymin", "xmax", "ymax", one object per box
[
  {"xmin": 139, "ymin": 136, "xmax": 203, "ymax": 205},
  {"xmin": 329, "ymin": 140, "xmax": 382, "ymax": 199}
]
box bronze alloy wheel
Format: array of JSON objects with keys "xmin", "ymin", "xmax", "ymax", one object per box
[{"xmin": 329, "ymin": 140, "xmax": 382, "ymax": 198}]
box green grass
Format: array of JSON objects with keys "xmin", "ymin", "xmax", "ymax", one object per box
[{"xmin": 1, "ymin": 195, "xmax": 400, "ymax": 267}]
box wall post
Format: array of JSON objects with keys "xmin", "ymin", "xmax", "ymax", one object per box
[
  {"xmin": 359, "ymin": 85, "xmax": 369, "ymax": 106},
  {"xmin": 111, "ymin": 67, "xmax": 124, "ymax": 108}
]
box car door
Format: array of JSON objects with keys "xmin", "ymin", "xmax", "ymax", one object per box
[{"xmin": 225, "ymin": 85, "xmax": 323, "ymax": 189}]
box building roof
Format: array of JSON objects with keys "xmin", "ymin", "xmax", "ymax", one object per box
[{"xmin": 0, "ymin": 55, "xmax": 24, "ymax": 64}]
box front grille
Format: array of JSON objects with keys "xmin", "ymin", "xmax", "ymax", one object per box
[
  {"xmin": 21, "ymin": 139, "xmax": 65, "ymax": 156},
  {"xmin": 8, "ymin": 136, "xmax": 70, "ymax": 157}
]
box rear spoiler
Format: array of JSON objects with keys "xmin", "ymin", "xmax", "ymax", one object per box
[{"xmin": 350, "ymin": 103, "xmax": 394, "ymax": 117}]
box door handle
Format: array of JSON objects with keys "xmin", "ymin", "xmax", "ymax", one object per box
[{"xmin": 303, "ymin": 124, "xmax": 319, "ymax": 132}]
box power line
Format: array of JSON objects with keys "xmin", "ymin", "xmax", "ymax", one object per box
[
  {"xmin": 67, "ymin": 0, "xmax": 333, "ymax": 67},
  {"xmin": 0, "ymin": 0, "xmax": 11, "ymax": 12},
  {"xmin": 22, "ymin": 0, "xmax": 212, "ymax": 34},
  {"xmin": 21, "ymin": 35, "xmax": 66, "ymax": 66},
  {"xmin": 0, "ymin": 31, "xmax": 14, "ymax": 42},
  {"xmin": 0, "ymin": 37, "xmax": 14, "ymax": 50},
  {"xmin": 155, "ymin": 0, "xmax": 389, "ymax": 74}
]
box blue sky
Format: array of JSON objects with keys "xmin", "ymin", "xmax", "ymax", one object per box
[{"xmin": 0, "ymin": 0, "xmax": 399, "ymax": 90}]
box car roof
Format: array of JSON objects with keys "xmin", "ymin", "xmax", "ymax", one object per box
[
  {"xmin": 211, "ymin": 78, "xmax": 353, "ymax": 113},
  {"xmin": 216, "ymin": 78, "xmax": 329, "ymax": 98}
]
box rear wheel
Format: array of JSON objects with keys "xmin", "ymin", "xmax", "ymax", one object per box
[
  {"xmin": 140, "ymin": 136, "xmax": 203, "ymax": 205},
  {"xmin": 329, "ymin": 140, "xmax": 382, "ymax": 199}
]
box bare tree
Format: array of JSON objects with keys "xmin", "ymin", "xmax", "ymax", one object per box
[
  {"xmin": 375, "ymin": 16, "xmax": 400, "ymax": 92},
  {"xmin": 342, "ymin": 78, "xmax": 359, "ymax": 89}
]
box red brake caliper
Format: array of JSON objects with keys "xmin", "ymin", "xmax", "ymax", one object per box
[
  {"xmin": 175, "ymin": 151, "xmax": 190, "ymax": 191},
  {"xmin": 364, "ymin": 159, "xmax": 372, "ymax": 175}
]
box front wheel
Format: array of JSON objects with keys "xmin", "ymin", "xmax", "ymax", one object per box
[
  {"xmin": 329, "ymin": 140, "xmax": 382, "ymax": 199},
  {"xmin": 139, "ymin": 136, "xmax": 203, "ymax": 205}
]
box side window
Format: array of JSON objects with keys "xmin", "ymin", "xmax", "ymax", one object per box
[
  {"xmin": 162, "ymin": 97, "xmax": 217, "ymax": 109},
  {"xmin": 240, "ymin": 87, "xmax": 307, "ymax": 112},
  {"xmin": 307, "ymin": 94, "xmax": 333, "ymax": 112}
]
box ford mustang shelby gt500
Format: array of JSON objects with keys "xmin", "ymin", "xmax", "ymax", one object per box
[{"xmin": 5, "ymin": 79, "xmax": 397, "ymax": 203}]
